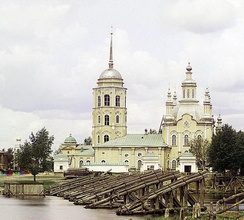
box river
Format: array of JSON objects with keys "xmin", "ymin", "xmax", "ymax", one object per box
[
  {"xmin": 1, "ymin": 194, "xmax": 243, "ymax": 220},
  {"xmin": 0, "ymin": 195, "xmax": 154, "ymax": 220}
]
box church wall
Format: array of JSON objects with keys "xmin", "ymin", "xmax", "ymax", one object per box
[{"xmin": 94, "ymin": 146, "xmax": 171, "ymax": 171}]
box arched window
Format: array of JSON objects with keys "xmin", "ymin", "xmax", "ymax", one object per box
[
  {"xmin": 184, "ymin": 134, "xmax": 189, "ymax": 146},
  {"xmin": 98, "ymin": 135, "xmax": 100, "ymax": 144},
  {"xmin": 116, "ymin": 115, "xmax": 119, "ymax": 123},
  {"xmin": 116, "ymin": 95, "xmax": 120, "ymax": 107},
  {"xmin": 98, "ymin": 96, "xmax": 101, "ymax": 107},
  {"xmin": 104, "ymin": 94, "xmax": 110, "ymax": 106},
  {"xmin": 79, "ymin": 160, "xmax": 83, "ymax": 168},
  {"xmin": 137, "ymin": 160, "xmax": 142, "ymax": 170},
  {"xmin": 101, "ymin": 160, "xmax": 106, "ymax": 163},
  {"xmin": 172, "ymin": 160, "xmax": 176, "ymax": 169},
  {"xmin": 98, "ymin": 115, "xmax": 100, "ymax": 124},
  {"xmin": 104, "ymin": 115, "xmax": 109, "ymax": 125},
  {"xmin": 192, "ymin": 89, "xmax": 195, "ymax": 98},
  {"xmin": 104, "ymin": 135, "xmax": 109, "ymax": 143},
  {"xmin": 124, "ymin": 160, "xmax": 129, "ymax": 164},
  {"xmin": 172, "ymin": 135, "xmax": 176, "ymax": 146},
  {"xmin": 187, "ymin": 89, "xmax": 190, "ymax": 98},
  {"xmin": 86, "ymin": 160, "xmax": 90, "ymax": 164}
]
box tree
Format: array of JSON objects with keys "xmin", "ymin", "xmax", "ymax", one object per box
[
  {"xmin": 189, "ymin": 136, "xmax": 209, "ymax": 170},
  {"xmin": 18, "ymin": 127, "xmax": 54, "ymax": 181},
  {"xmin": 6, "ymin": 148, "xmax": 14, "ymax": 170},
  {"xmin": 207, "ymin": 124, "xmax": 244, "ymax": 175},
  {"xmin": 84, "ymin": 136, "xmax": 92, "ymax": 145}
]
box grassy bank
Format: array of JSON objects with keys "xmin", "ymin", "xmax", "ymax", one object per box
[{"xmin": 0, "ymin": 172, "xmax": 64, "ymax": 192}]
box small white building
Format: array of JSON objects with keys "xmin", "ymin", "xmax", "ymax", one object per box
[
  {"xmin": 141, "ymin": 152, "xmax": 160, "ymax": 171},
  {"xmin": 177, "ymin": 151, "xmax": 198, "ymax": 173},
  {"xmin": 83, "ymin": 162, "xmax": 129, "ymax": 173},
  {"xmin": 53, "ymin": 153, "xmax": 69, "ymax": 173}
]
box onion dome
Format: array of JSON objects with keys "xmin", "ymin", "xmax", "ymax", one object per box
[{"xmin": 186, "ymin": 62, "xmax": 192, "ymax": 72}]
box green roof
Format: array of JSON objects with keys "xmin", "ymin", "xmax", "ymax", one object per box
[
  {"xmin": 76, "ymin": 145, "xmax": 94, "ymax": 156},
  {"xmin": 180, "ymin": 151, "xmax": 195, "ymax": 158},
  {"xmin": 97, "ymin": 134, "xmax": 168, "ymax": 148},
  {"xmin": 64, "ymin": 134, "xmax": 77, "ymax": 143}
]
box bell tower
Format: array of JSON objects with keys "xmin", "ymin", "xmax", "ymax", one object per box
[{"xmin": 92, "ymin": 32, "xmax": 127, "ymax": 146}]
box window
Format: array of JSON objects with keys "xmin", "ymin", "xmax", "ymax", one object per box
[
  {"xmin": 104, "ymin": 115, "xmax": 109, "ymax": 125},
  {"xmin": 187, "ymin": 89, "xmax": 190, "ymax": 98},
  {"xmin": 98, "ymin": 115, "xmax": 100, "ymax": 124},
  {"xmin": 172, "ymin": 160, "xmax": 176, "ymax": 169},
  {"xmin": 184, "ymin": 134, "xmax": 189, "ymax": 146},
  {"xmin": 98, "ymin": 96, "xmax": 101, "ymax": 107},
  {"xmin": 197, "ymin": 135, "xmax": 202, "ymax": 140},
  {"xmin": 184, "ymin": 165, "xmax": 191, "ymax": 173},
  {"xmin": 167, "ymin": 160, "xmax": 170, "ymax": 169},
  {"xmin": 116, "ymin": 115, "xmax": 119, "ymax": 123},
  {"xmin": 192, "ymin": 89, "xmax": 194, "ymax": 98},
  {"xmin": 183, "ymin": 89, "xmax": 185, "ymax": 98},
  {"xmin": 98, "ymin": 135, "xmax": 100, "ymax": 144},
  {"xmin": 104, "ymin": 94, "xmax": 110, "ymax": 106},
  {"xmin": 137, "ymin": 160, "xmax": 142, "ymax": 170},
  {"xmin": 147, "ymin": 165, "xmax": 154, "ymax": 170},
  {"xmin": 116, "ymin": 95, "xmax": 120, "ymax": 107},
  {"xmin": 124, "ymin": 160, "xmax": 129, "ymax": 164},
  {"xmin": 104, "ymin": 135, "xmax": 109, "ymax": 142},
  {"xmin": 138, "ymin": 153, "xmax": 142, "ymax": 157},
  {"xmin": 86, "ymin": 160, "xmax": 90, "ymax": 164},
  {"xmin": 125, "ymin": 153, "xmax": 129, "ymax": 157},
  {"xmin": 79, "ymin": 160, "xmax": 83, "ymax": 167},
  {"xmin": 59, "ymin": 165, "xmax": 63, "ymax": 170},
  {"xmin": 101, "ymin": 160, "xmax": 106, "ymax": 163},
  {"xmin": 172, "ymin": 135, "xmax": 176, "ymax": 146}
]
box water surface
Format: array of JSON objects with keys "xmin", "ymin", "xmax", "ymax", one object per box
[{"xmin": 0, "ymin": 195, "xmax": 154, "ymax": 220}]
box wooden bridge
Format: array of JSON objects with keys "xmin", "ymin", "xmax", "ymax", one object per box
[{"xmin": 46, "ymin": 170, "xmax": 208, "ymax": 215}]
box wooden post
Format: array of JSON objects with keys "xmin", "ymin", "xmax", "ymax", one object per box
[
  {"xmin": 179, "ymin": 207, "xmax": 184, "ymax": 220},
  {"xmin": 180, "ymin": 186, "xmax": 184, "ymax": 206},
  {"xmin": 200, "ymin": 178, "xmax": 205, "ymax": 207},
  {"xmin": 236, "ymin": 196, "xmax": 239, "ymax": 211},
  {"xmin": 169, "ymin": 191, "xmax": 174, "ymax": 208},
  {"xmin": 165, "ymin": 207, "xmax": 170, "ymax": 218},
  {"xmin": 183, "ymin": 185, "xmax": 188, "ymax": 207},
  {"xmin": 196, "ymin": 180, "xmax": 200, "ymax": 202}
]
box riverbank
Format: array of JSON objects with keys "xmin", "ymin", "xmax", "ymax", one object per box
[
  {"xmin": 0, "ymin": 172, "xmax": 63, "ymax": 193},
  {"xmin": 1, "ymin": 173, "xmax": 244, "ymax": 220}
]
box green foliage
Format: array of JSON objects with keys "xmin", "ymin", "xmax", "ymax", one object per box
[
  {"xmin": 190, "ymin": 136, "xmax": 209, "ymax": 169},
  {"xmin": 84, "ymin": 136, "xmax": 92, "ymax": 145},
  {"xmin": 207, "ymin": 124, "xmax": 244, "ymax": 175},
  {"xmin": 6, "ymin": 148, "xmax": 14, "ymax": 169},
  {"xmin": 17, "ymin": 127, "xmax": 54, "ymax": 181}
]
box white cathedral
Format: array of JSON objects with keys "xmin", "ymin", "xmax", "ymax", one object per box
[{"xmin": 54, "ymin": 33, "xmax": 222, "ymax": 173}]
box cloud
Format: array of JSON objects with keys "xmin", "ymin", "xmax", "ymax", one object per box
[
  {"xmin": 0, "ymin": 0, "xmax": 243, "ymax": 150},
  {"xmin": 162, "ymin": 0, "xmax": 237, "ymax": 34}
]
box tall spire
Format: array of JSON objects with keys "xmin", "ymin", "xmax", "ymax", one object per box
[{"xmin": 109, "ymin": 27, "xmax": 114, "ymax": 69}]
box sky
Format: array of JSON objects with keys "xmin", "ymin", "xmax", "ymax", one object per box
[{"xmin": 0, "ymin": 0, "xmax": 243, "ymax": 150}]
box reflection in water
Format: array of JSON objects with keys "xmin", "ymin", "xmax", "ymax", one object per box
[
  {"xmin": 0, "ymin": 195, "xmax": 154, "ymax": 220},
  {"xmin": 1, "ymin": 194, "xmax": 243, "ymax": 220}
]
